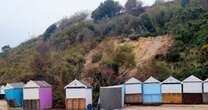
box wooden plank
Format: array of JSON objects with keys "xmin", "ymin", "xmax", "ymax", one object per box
[
  {"xmin": 23, "ymin": 100, "xmax": 40, "ymax": 110},
  {"xmin": 182, "ymin": 93, "xmax": 202, "ymax": 104},
  {"xmin": 162, "ymin": 93, "xmax": 182, "ymax": 104},
  {"xmin": 125, "ymin": 94, "xmax": 142, "ymax": 104},
  {"xmin": 66, "ymin": 98, "xmax": 86, "ymax": 110}
]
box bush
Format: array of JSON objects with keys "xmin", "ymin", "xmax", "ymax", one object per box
[{"xmin": 92, "ymin": 53, "xmax": 103, "ymax": 63}]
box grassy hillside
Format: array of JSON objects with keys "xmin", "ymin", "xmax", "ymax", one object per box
[{"xmin": 0, "ymin": 0, "xmax": 208, "ymax": 107}]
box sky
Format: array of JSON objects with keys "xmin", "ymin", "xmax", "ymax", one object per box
[{"xmin": 0, "ymin": 0, "xmax": 156, "ymax": 49}]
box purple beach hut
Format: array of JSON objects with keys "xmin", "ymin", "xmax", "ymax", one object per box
[{"xmin": 23, "ymin": 80, "xmax": 52, "ymax": 110}]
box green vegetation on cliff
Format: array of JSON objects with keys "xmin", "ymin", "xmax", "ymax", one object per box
[{"xmin": 0, "ymin": 0, "xmax": 208, "ymax": 107}]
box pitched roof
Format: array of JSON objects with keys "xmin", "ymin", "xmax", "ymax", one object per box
[
  {"xmin": 0, "ymin": 85, "xmax": 5, "ymax": 89},
  {"xmin": 125, "ymin": 77, "xmax": 141, "ymax": 84},
  {"xmin": 101, "ymin": 85, "xmax": 124, "ymax": 88},
  {"xmin": 24, "ymin": 80, "xmax": 51, "ymax": 88},
  {"xmin": 204, "ymin": 78, "xmax": 208, "ymax": 82},
  {"xmin": 64, "ymin": 79, "xmax": 91, "ymax": 89},
  {"xmin": 144, "ymin": 76, "xmax": 160, "ymax": 83},
  {"xmin": 183, "ymin": 75, "xmax": 202, "ymax": 82},
  {"xmin": 5, "ymin": 82, "xmax": 24, "ymax": 89},
  {"xmin": 162, "ymin": 76, "xmax": 181, "ymax": 84}
]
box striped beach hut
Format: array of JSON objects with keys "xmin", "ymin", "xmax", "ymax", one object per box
[
  {"xmin": 23, "ymin": 80, "xmax": 52, "ymax": 110},
  {"xmin": 143, "ymin": 76, "xmax": 161, "ymax": 104},
  {"xmin": 161, "ymin": 76, "xmax": 182, "ymax": 104},
  {"xmin": 4, "ymin": 82, "xmax": 24, "ymax": 107},
  {"xmin": 124, "ymin": 77, "xmax": 142, "ymax": 104},
  {"xmin": 182, "ymin": 75, "xmax": 203, "ymax": 104},
  {"xmin": 100, "ymin": 85, "xmax": 124, "ymax": 110},
  {"xmin": 203, "ymin": 78, "xmax": 208, "ymax": 103},
  {"xmin": 65, "ymin": 79, "xmax": 92, "ymax": 110}
]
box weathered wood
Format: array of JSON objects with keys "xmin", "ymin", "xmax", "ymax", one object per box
[
  {"xmin": 23, "ymin": 100, "xmax": 40, "ymax": 110},
  {"xmin": 182, "ymin": 93, "xmax": 202, "ymax": 104},
  {"xmin": 203, "ymin": 93, "xmax": 208, "ymax": 103},
  {"xmin": 125, "ymin": 94, "xmax": 142, "ymax": 104},
  {"xmin": 65, "ymin": 98, "xmax": 86, "ymax": 110},
  {"xmin": 162, "ymin": 93, "xmax": 182, "ymax": 104}
]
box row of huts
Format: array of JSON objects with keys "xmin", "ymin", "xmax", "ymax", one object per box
[
  {"xmin": 0, "ymin": 81, "xmax": 52, "ymax": 110},
  {"xmin": 0, "ymin": 75, "xmax": 208, "ymax": 110},
  {"xmin": 99, "ymin": 75, "xmax": 208, "ymax": 110},
  {"xmin": 0, "ymin": 80, "xmax": 92, "ymax": 110}
]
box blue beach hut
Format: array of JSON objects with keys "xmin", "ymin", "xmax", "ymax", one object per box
[
  {"xmin": 4, "ymin": 82, "xmax": 24, "ymax": 107},
  {"xmin": 143, "ymin": 76, "xmax": 161, "ymax": 104}
]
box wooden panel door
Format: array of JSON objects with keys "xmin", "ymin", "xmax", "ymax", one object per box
[
  {"xmin": 66, "ymin": 98, "xmax": 86, "ymax": 110},
  {"xmin": 162, "ymin": 93, "xmax": 182, "ymax": 104},
  {"xmin": 23, "ymin": 100, "xmax": 40, "ymax": 110},
  {"xmin": 125, "ymin": 94, "xmax": 142, "ymax": 104}
]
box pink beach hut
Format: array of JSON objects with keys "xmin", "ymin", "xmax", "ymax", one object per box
[{"xmin": 23, "ymin": 80, "xmax": 52, "ymax": 110}]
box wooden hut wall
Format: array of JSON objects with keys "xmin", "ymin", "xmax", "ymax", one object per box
[
  {"xmin": 65, "ymin": 88, "xmax": 92, "ymax": 109},
  {"xmin": 182, "ymin": 82, "xmax": 203, "ymax": 104},
  {"xmin": 125, "ymin": 94, "xmax": 142, "ymax": 104},
  {"xmin": 161, "ymin": 84, "xmax": 182, "ymax": 104},
  {"xmin": 125, "ymin": 84, "xmax": 142, "ymax": 104},
  {"xmin": 182, "ymin": 93, "xmax": 202, "ymax": 104},
  {"xmin": 23, "ymin": 100, "xmax": 40, "ymax": 110},
  {"xmin": 23, "ymin": 88, "xmax": 39, "ymax": 110},
  {"xmin": 203, "ymin": 81, "xmax": 208, "ymax": 103},
  {"xmin": 65, "ymin": 98, "xmax": 86, "ymax": 110}
]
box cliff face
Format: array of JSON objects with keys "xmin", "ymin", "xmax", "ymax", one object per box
[{"xmin": 84, "ymin": 35, "xmax": 174, "ymax": 80}]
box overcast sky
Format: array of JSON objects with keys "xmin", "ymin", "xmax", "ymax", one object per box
[{"xmin": 0, "ymin": 0, "xmax": 155, "ymax": 49}]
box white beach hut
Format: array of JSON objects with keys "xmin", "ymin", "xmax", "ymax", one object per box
[
  {"xmin": 182, "ymin": 75, "xmax": 203, "ymax": 104},
  {"xmin": 124, "ymin": 77, "xmax": 142, "ymax": 104},
  {"xmin": 64, "ymin": 79, "xmax": 92, "ymax": 110},
  {"xmin": 161, "ymin": 76, "xmax": 182, "ymax": 103}
]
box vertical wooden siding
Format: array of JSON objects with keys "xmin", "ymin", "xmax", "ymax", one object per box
[
  {"xmin": 23, "ymin": 100, "xmax": 40, "ymax": 110},
  {"xmin": 125, "ymin": 94, "xmax": 142, "ymax": 104},
  {"xmin": 203, "ymin": 93, "xmax": 208, "ymax": 103},
  {"xmin": 162, "ymin": 93, "xmax": 182, "ymax": 104},
  {"xmin": 65, "ymin": 98, "xmax": 86, "ymax": 110},
  {"xmin": 182, "ymin": 93, "xmax": 202, "ymax": 104}
]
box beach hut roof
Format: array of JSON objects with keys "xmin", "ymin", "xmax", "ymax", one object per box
[
  {"xmin": 144, "ymin": 76, "xmax": 160, "ymax": 83},
  {"xmin": 0, "ymin": 85, "xmax": 6, "ymax": 89},
  {"xmin": 162, "ymin": 76, "xmax": 181, "ymax": 84},
  {"xmin": 5, "ymin": 82, "xmax": 24, "ymax": 89},
  {"xmin": 24, "ymin": 80, "xmax": 51, "ymax": 88},
  {"xmin": 125, "ymin": 77, "xmax": 141, "ymax": 84},
  {"xmin": 183, "ymin": 75, "xmax": 202, "ymax": 82},
  {"xmin": 204, "ymin": 78, "xmax": 208, "ymax": 82},
  {"xmin": 64, "ymin": 79, "xmax": 91, "ymax": 89},
  {"xmin": 101, "ymin": 85, "xmax": 123, "ymax": 88}
]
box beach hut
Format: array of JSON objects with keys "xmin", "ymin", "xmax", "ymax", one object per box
[
  {"xmin": 182, "ymin": 75, "xmax": 203, "ymax": 104},
  {"xmin": 0, "ymin": 86, "xmax": 5, "ymax": 99},
  {"xmin": 4, "ymin": 82, "xmax": 24, "ymax": 107},
  {"xmin": 161, "ymin": 76, "xmax": 182, "ymax": 104},
  {"xmin": 65, "ymin": 79, "xmax": 92, "ymax": 110},
  {"xmin": 143, "ymin": 76, "xmax": 161, "ymax": 104},
  {"xmin": 124, "ymin": 77, "xmax": 142, "ymax": 104},
  {"xmin": 203, "ymin": 78, "xmax": 208, "ymax": 103},
  {"xmin": 100, "ymin": 85, "xmax": 124, "ymax": 110},
  {"xmin": 23, "ymin": 80, "xmax": 52, "ymax": 110}
]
